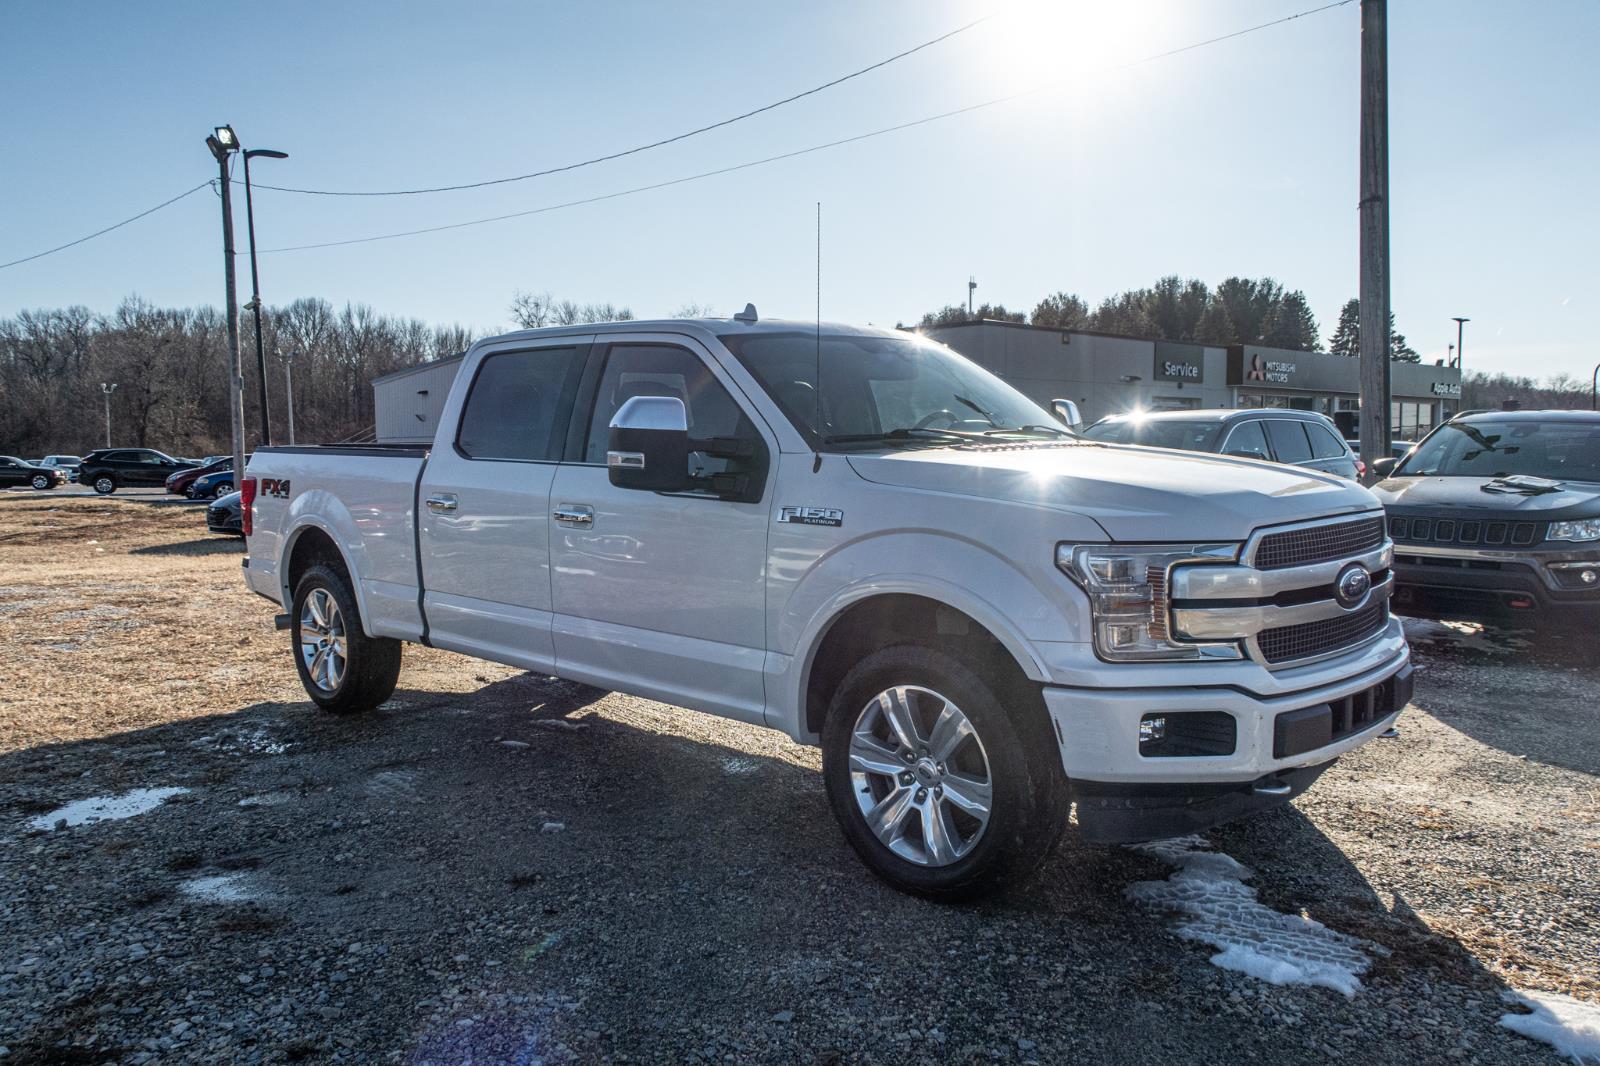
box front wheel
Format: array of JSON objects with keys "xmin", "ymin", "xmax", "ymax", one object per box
[
  {"xmin": 212, "ymin": 482, "xmax": 233, "ymax": 499},
  {"xmin": 821, "ymin": 644, "xmax": 1068, "ymax": 902},
  {"xmin": 291, "ymin": 564, "xmax": 402, "ymax": 713},
  {"xmin": 31, "ymin": 474, "xmax": 51, "ymax": 490},
  {"xmin": 92, "ymin": 475, "xmax": 116, "ymax": 495}
]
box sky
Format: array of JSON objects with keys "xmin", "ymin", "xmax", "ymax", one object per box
[{"xmin": 2, "ymin": 0, "xmax": 1597, "ymax": 379}]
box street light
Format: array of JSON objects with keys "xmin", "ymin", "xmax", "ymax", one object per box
[
  {"xmin": 242, "ymin": 145, "xmax": 289, "ymax": 448},
  {"xmin": 1452, "ymin": 317, "xmax": 1470, "ymax": 370},
  {"xmin": 100, "ymin": 382, "xmax": 118, "ymax": 447},
  {"xmin": 1591, "ymin": 362, "xmax": 1599, "ymax": 412}
]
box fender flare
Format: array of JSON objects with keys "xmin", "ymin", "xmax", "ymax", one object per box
[{"xmin": 279, "ymin": 514, "xmax": 374, "ymax": 636}]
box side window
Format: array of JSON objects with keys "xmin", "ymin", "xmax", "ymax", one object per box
[
  {"xmin": 1306, "ymin": 423, "xmax": 1348, "ymax": 460},
  {"xmin": 138, "ymin": 452, "xmax": 165, "ymax": 464},
  {"xmin": 456, "ymin": 346, "xmax": 582, "ymax": 462},
  {"xmin": 1266, "ymin": 420, "xmax": 1314, "ymax": 463},
  {"xmin": 583, "ymin": 345, "xmax": 758, "ymax": 482},
  {"xmin": 1222, "ymin": 420, "xmax": 1269, "ymax": 458},
  {"xmin": 104, "ymin": 451, "xmax": 130, "ymax": 462}
]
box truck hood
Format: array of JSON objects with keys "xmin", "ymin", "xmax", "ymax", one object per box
[
  {"xmin": 845, "ymin": 442, "xmax": 1378, "ymax": 542},
  {"xmin": 1372, "ymin": 475, "xmax": 1600, "ymax": 519}
]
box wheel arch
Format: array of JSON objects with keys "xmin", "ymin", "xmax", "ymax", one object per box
[{"xmin": 281, "ymin": 520, "xmax": 374, "ymax": 636}]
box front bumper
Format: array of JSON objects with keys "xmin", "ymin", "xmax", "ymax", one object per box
[
  {"xmin": 1044, "ymin": 641, "xmax": 1411, "ymax": 841},
  {"xmin": 1391, "ymin": 544, "xmax": 1600, "ymax": 619}
]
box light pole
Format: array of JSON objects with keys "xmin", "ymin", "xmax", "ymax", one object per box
[
  {"xmin": 242, "ymin": 144, "xmax": 289, "ymax": 446},
  {"xmin": 206, "ymin": 125, "xmax": 247, "ymax": 493},
  {"xmin": 1452, "ymin": 316, "xmax": 1469, "ymax": 370},
  {"xmin": 1591, "ymin": 362, "xmax": 1598, "ymax": 412},
  {"xmin": 284, "ymin": 349, "xmax": 298, "ymax": 445},
  {"xmin": 100, "ymin": 382, "xmax": 117, "ymax": 447}
]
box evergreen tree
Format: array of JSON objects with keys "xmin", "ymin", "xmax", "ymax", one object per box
[
  {"xmin": 917, "ymin": 303, "xmax": 1024, "ymax": 329},
  {"xmin": 1260, "ymin": 290, "xmax": 1320, "ymax": 351},
  {"xmin": 1029, "ymin": 292, "xmax": 1089, "ymax": 330},
  {"xmin": 1328, "ymin": 299, "xmax": 1360, "ymax": 357}
]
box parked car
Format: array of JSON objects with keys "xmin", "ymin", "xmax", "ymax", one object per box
[
  {"xmin": 240, "ymin": 314, "xmax": 1410, "ymax": 901},
  {"xmin": 77, "ymin": 448, "xmax": 197, "ymax": 494},
  {"xmin": 36, "ymin": 455, "xmax": 83, "ymax": 481},
  {"xmin": 1082, "ymin": 408, "xmax": 1363, "ymax": 479},
  {"xmin": 207, "ymin": 490, "xmax": 244, "ymax": 536},
  {"xmin": 1371, "ymin": 410, "xmax": 1600, "ymax": 622},
  {"xmin": 189, "ymin": 461, "xmax": 247, "ymax": 499},
  {"xmin": 0, "ymin": 455, "xmax": 66, "ymax": 490},
  {"xmin": 167, "ymin": 457, "xmax": 232, "ymax": 498}
]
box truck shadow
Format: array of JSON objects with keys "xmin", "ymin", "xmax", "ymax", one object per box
[
  {"xmin": 0, "ymin": 673, "xmax": 1556, "ymax": 1065},
  {"xmin": 129, "ymin": 537, "xmax": 244, "ymax": 557}
]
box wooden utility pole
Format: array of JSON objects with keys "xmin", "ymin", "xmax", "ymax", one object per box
[
  {"xmin": 207, "ymin": 132, "xmax": 247, "ymax": 488},
  {"xmin": 1358, "ymin": 0, "xmax": 1391, "ymax": 474}
]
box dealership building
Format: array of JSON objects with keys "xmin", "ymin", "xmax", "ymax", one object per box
[{"xmin": 925, "ymin": 320, "xmax": 1462, "ymax": 439}]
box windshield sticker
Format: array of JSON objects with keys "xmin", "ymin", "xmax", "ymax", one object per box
[{"xmin": 779, "ymin": 506, "xmax": 843, "ymax": 528}]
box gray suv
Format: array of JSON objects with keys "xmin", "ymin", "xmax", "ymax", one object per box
[{"xmin": 1082, "ymin": 408, "xmax": 1362, "ymax": 480}]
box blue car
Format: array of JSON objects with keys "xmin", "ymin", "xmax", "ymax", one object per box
[{"xmin": 189, "ymin": 463, "xmax": 243, "ymax": 500}]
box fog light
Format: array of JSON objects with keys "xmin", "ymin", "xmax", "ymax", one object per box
[
  {"xmin": 1139, "ymin": 716, "xmax": 1167, "ymax": 744},
  {"xmin": 1583, "ymin": 569, "xmax": 1597, "ymax": 585}
]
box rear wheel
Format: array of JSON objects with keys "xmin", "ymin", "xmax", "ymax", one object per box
[
  {"xmin": 821, "ymin": 644, "xmax": 1068, "ymax": 902},
  {"xmin": 291, "ymin": 564, "xmax": 402, "ymax": 713},
  {"xmin": 212, "ymin": 481, "xmax": 233, "ymax": 499},
  {"xmin": 92, "ymin": 474, "xmax": 116, "ymax": 495},
  {"xmin": 30, "ymin": 474, "xmax": 51, "ymax": 490}
]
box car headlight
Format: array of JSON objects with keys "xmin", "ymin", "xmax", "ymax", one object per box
[
  {"xmin": 1056, "ymin": 543, "xmax": 1244, "ymax": 662},
  {"xmin": 1548, "ymin": 518, "xmax": 1600, "ymax": 542}
]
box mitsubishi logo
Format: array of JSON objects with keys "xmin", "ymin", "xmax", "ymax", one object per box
[{"xmin": 1335, "ymin": 564, "xmax": 1372, "ymax": 609}]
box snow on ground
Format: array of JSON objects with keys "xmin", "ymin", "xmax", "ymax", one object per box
[
  {"xmin": 1501, "ymin": 990, "xmax": 1600, "ymax": 1064},
  {"xmin": 180, "ymin": 873, "xmax": 260, "ymax": 903},
  {"xmin": 1125, "ymin": 836, "xmax": 1383, "ymax": 998},
  {"xmin": 28, "ymin": 787, "xmax": 188, "ymax": 831}
]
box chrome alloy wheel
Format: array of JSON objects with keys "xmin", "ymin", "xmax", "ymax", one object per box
[
  {"xmin": 847, "ymin": 685, "xmax": 993, "ymax": 867},
  {"xmin": 299, "ymin": 588, "xmax": 348, "ymax": 693}
]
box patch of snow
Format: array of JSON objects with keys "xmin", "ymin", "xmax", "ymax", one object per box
[
  {"xmin": 722, "ymin": 756, "xmax": 760, "ymax": 775},
  {"xmin": 1125, "ymin": 836, "xmax": 1383, "ymax": 998},
  {"xmin": 1501, "ymin": 989, "xmax": 1600, "ymax": 1065},
  {"xmin": 180, "ymin": 873, "xmax": 260, "ymax": 903},
  {"xmin": 29, "ymin": 787, "xmax": 188, "ymax": 831},
  {"xmin": 238, "ymin": 791, "xmax": 294, "ymax": 808}
]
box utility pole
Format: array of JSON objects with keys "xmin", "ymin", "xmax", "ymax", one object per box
[
  {"xmin": 242, "ymin": 145, "xmax": 289, "ymax": 446},
  {"xmin": 1357, "ymin": 0, "xmax": 1391, "ymax": 475},
  {"xmin": 285, "ymin": 350, "xmax": 297, "ymax": 445},
  {"xmin": 207, "ymin": 128, "xmax": 247, "ymax": 492},
  {"xmin": 1452, "ymin": 316, "xmax": 1469, "ymax": 370},
  {"xmin": 968, "ymin": 276, "xmax": 976, "ymax": 317},
  {"xmin": 100, "ymin": 382, "xmax": 117, "ymax": 447}
]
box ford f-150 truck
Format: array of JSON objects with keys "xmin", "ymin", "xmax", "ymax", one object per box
[{"xmin": 240, "ymin": 312, "xmax": 1411, "ymax": 900}]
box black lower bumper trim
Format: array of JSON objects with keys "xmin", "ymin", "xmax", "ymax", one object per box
[{"xmin": 1072, "ymin": 762, "xmax": 1334, "ymax": 844}]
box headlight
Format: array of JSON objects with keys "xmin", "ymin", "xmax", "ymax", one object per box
[
  {"xmin": 1056, "ymin": 543, "xmax": 1244, "ymax": 662},
  {"xmin": 1548, "ymin": 518, "xmax": 1600, "ymax": 542}
]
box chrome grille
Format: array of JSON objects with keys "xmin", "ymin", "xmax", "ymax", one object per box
[
  {"xmin": 1254, "ymin": 517, "xmax": 1386, "ymax": 570},
  {"xmin": 1257, "ymin": 602, "xmax": 1388, "ymax": 664}
]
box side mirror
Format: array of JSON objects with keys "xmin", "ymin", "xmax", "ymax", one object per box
[
  {"xmin": 1370, "ymin": 457, "xmax": 1398, "ymax": 479},
  {"xmin": 1051, "ymin": 398, "xmax": 1083, "ymax": 430},
  {"xmin": 608, "ymin": 395, "xmax": 690, "ymax": 493}
]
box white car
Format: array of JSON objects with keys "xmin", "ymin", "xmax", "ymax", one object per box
[{"xmin": 240, "ymin": 312, "xmax": 1410, "ymax": 900}]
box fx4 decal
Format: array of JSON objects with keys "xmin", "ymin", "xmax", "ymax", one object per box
[{"xmin": 260, "ymin": 478, "xmax": 292, "ymax": 499}]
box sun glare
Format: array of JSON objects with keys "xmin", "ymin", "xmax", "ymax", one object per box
[{"xmin": 977, "ymin": 0, "xmax": 1176, "ymax": 97}]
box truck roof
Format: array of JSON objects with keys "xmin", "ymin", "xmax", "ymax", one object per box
[{"xmin": 474, "ymin": 316, "xmax": 904, "ymax": 350}]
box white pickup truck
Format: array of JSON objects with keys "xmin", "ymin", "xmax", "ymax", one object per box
[{"xmin": 241, "ymin": 312, "xmax": 1411, "ymax": 900}]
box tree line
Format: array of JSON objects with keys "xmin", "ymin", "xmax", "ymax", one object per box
[
  {"xmin": 0, "ymin": 297, "xmax": 473, "ymax": 457},
  {"xmin": 916, "ymin": 276, "xmax": 1423, "ymax": 361}
]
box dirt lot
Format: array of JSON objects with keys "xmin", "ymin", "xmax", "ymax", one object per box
[{"xmin": 1, "ymin": 492, "xmax": 1596, "ymax": 1065}]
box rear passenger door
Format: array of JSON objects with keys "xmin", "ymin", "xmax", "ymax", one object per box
[
  {"xmin": 1264, "ymin": 419, "xmax": 1315, "ymax": 471},
  {"xmin": 418, "ymin": 339, "xmax": 590, "ymax": 671},
  {"xmin": 1303, "ymin": 421, "xmax": 1359, "ymax": 479}
]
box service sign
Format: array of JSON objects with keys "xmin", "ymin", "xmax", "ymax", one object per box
[{"xmin": 1153, "ymin": 342, "xmax": 1205, "ymax": 384}]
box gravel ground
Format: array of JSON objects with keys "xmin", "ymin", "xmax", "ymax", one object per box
[{"xmin": 0, "ymin": 494, "xmax": 1595, "ymax": 1065}]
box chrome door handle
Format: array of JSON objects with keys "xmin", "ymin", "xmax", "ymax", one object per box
[
  {"xmin": 552, "ymin": 504, "xmax": 593, "ymax": 528},
  {"xmin": 426, "ymin": 493, "xmax": 458, "ymax": 513}
]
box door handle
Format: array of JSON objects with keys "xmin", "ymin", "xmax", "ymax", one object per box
[
  {"xmin": 426, "ymin": 493, "xmax": 458, "ymax": 513},
  {"xmin": 552, "ymin": 504, "xmax": 594, "ymax": 528}
]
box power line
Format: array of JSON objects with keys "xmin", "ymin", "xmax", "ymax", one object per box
[
  {"xmin": 0, "ymin": 181, "xmax": 212, "ymax": 271},
  {"xmin": 260, "ymin": 0, "xmax": 1355, "ymax": 255},
  {"xmin": 251, "ymin": 13, "xmax": 998, "ymax": 198}
]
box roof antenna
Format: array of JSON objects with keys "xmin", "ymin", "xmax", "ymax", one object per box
[
  {"xmin": 733, "ymin": 302, "xmax": 758, "ymax": 323},
  {"xmin": 813, "ymin": 201, "xmax": 823, "ymax": 473}
]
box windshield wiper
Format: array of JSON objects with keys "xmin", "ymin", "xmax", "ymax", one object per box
[
  {"xmin": 980, "ymin": 424, "xmax": 1070, "ymax": 438},
  {"xmin": 823, "ymin": 427, "xmax": 990, "ymax": 446}
]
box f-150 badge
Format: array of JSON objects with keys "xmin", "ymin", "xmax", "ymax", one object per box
[{"xmin": 779, "ymin": 506, "xmax": 843, "ymax": 527}]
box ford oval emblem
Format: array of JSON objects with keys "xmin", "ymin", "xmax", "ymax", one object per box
[{"xmin": 1335, "ymin": 564, "xmax": 1372, "ymax": 608}]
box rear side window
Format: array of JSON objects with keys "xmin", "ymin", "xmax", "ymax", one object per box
[
  {"xmin": 1306, "ymin": 423, "xmax": 1348, "ymax": 460},
  {"xmin": 456, "ymin": 346, "xmax": 583, "ymax": 461},
  {"xmin": 1266, "ymin": 420, "xmax": 1314, "ymax": 463}
]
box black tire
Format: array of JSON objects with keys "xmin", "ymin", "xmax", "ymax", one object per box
[
  {"xmin": 30, "ymin": 474, "xmax": 51, "ymax": 490},
  {"xmin": 212, "ymin": 482, "xmax": 233, "ymax": 499},
  {"xmin": 91, "ymin": 474, "xmax": 116, "ymax": 495},
  {"xmin": 290, "ymin": 564, "xmax": 402, "ymax": 714},
  {"xmin": 820, "ymin": 643, "xmax": 1069, "ymax": 902}
]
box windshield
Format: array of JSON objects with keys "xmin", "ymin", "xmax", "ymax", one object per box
[
  {"xmin": 1081, "ymin": 418, "xmax": 1223, "ymax": 451},
  {"xmin": 1398, "ymin": 419, "xmax": 1600, "ymax": 481},
  {"xmin": 720, "ymin": 332, "xmax": 1062, "ymax": 447}
]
